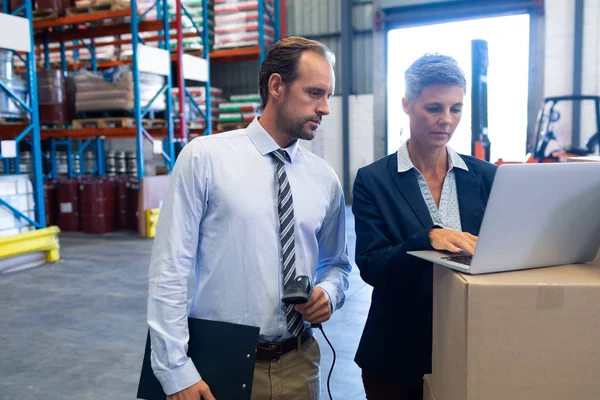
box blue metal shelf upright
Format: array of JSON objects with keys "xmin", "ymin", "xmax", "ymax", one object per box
[
  {"xmin": 0, "ymin": 0, "xmax": 46, "ymax": 229},
  {"xmin": 258, "ymin": 0, "xmax": 281, "ymax": 64},
  {"xmin": 173, "ymin": 0, "xmax": 213, "ymax": 141}
]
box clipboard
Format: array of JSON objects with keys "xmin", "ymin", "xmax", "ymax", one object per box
[{"xmin": 137, "ymin": 317, "xmax": 260, "ymax": 400}]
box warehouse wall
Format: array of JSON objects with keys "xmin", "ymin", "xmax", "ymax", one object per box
[
  {"xmin": 525, "ymin": 0, "xmax": 598, "ymax": 151},
  {"xmin": 285, "ymin": 0, "xmax": 376, "ymax": 194},
  {"xmin": 300, "ymin": 95, "xmax": 374, "ymax": 198},
  {"xmin": 580, "ymin": 0, "xmax": 598, "ymax": 143},
  {"xmin": 543, "ymin": 0, "xmax": 575, "ymax": 148}
]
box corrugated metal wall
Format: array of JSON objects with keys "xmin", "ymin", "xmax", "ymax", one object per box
[
  {"xmin": 211, "ymin": 60, "xmax": 260, "ymax": 97},
  {"xmin": 210, "ymin": 0, "xmax": 374, "ymax": 97}
]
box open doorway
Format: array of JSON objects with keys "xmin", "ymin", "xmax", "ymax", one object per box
[{"xmin": 387, "ymin": 14, "xmax": 530, "ymax": 162}]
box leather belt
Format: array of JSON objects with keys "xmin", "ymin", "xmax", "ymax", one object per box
[{"xmin": 255, "ymin": 330, "xmax": 312, "ymax": 361}]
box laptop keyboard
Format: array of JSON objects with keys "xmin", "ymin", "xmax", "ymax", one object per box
[{"xmin": 442, "ymin": 255, "xmax": 473, "ymax": 266}]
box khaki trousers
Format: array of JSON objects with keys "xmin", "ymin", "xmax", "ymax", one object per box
[{"xmin": 251, "ymin": 337, "xmax": 321, "ymax": 400}]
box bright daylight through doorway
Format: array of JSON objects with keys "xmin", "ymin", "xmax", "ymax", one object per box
[{"xmin": 387, "ymin": 14, "xmax": 530, "ymax": 163}]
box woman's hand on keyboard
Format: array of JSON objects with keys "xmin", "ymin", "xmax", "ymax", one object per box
[{"xmin": 429, "ymin": 228, "xmax": 478, "ymax": 255}]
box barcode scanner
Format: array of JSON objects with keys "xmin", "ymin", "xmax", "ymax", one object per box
[
  {"xmin": 282, "ymin": 275, "xmax": 313, "ymax": 303},
  {"xmin": 282, "ymin": 275, "xmax": 336, "ymax": 400}
]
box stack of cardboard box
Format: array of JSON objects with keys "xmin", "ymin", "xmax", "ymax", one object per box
[{"xmin": 425, "ymin": 251, "xmax": 600, "ymax": 400}]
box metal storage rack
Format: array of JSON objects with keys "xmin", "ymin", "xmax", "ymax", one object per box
[
  {"xmin": 0, "ymin": 0, "xmax": 46, "ymax": 228},
  {"xmin": 0, "ymin": 0, "xmax": 283, "ymax": 238},
  {"xmin": 30, "ymin": 0, "xmax": 180, "ymax": 180}
]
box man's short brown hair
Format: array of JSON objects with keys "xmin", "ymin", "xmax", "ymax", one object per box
[{"xmin": 258, "ymin": 36, "xmax": 335, "ymax": 109}]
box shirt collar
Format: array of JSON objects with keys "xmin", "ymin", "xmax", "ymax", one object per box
[
  {"xmin": 397, "ymin": 140, "xmax": 469, "ymax": 173},
  {"xmin": 247, "ymin": 117, "xmax": 299, "ymax": 162}
]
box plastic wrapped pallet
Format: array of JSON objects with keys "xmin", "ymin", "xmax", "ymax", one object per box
[
  {"xmin": 172, "ymin": 86, "xmax": 223, "ymax": 126},
  {"xmin": 229, "ymin": 93, "xmax": 260, "ymax": 103},
  {"xmin": 74, "ymin": 66, "xmax": 166, "ymax": 113},
  {"xmin": 214, "ymin": 0, "xmax": 275, "ymax": 50},
  {"xmin": 0, "ymin": 49, "xmax": 28, "ymax": 119},
  {"xmin": 118, "ymin": 32, "xmax": 161, "ymax": 60},
  {"xmin": 214, "ymin": 9, "xmax": 270, "ymax": 25},
  {"xmin": 0, "ymin": 175, "xmax": 36, "ymax": 238},
  {"xmin": 219, "ymin": 101, "xmax": 259, "ymax": 113},
  {"xmin": 219, "ymin": 112, "xmax": 257, "ymax": 123},
  {"xmin": 168, "ymin": 0, "xmax": 215, "ymax": 51}
]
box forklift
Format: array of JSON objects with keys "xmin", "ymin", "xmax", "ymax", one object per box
[
  {"xmin": 532, "ymin": 95, "xmax": 600, "ymax": 162},
  {"xmin": 471, "ymin": 40, "xmax": 600, "ymax": 164}
]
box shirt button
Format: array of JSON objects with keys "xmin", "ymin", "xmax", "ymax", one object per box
[
  {"xmin": 246, "ymin": 354, "xmax": 251, "ymax": 359},
  {"xmin": 242, "ymin": 384, "xmax": 247, "ymax": 390}
]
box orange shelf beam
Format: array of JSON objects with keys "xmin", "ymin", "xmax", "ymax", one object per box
[
  {"xmin": 0, "ymin": 125, "xmax": 172, "ymax": 140},
  {"xmin": 33, "ymin": 9, "xmax": 132, "ymax": 29},
  {"xmin": 210, "ymin": 46, "xmax": 261, "ymax": 63},
  {"xmin": 35, "ymin": 19, "xmax": 173, "ymax": 43},
  {"xmin": 39, "ymin": 127, "xmax": 171, "ymax": 139},
  {"xmin": 35, "ymin": 31, "xmax": 202, "ymax": 54}
]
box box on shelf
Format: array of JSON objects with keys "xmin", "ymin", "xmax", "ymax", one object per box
[{"xmin": 431, "ymin": 257, "xmax": 600, "ymax": 400}]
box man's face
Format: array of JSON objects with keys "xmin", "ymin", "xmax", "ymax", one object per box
[
  {"xmin": 275, "ymin": 52, "xmax": 335, "ymax": 142},
  {"xmin": 402, "ymin": 84, "xmax": 464, "ymax": 150}
]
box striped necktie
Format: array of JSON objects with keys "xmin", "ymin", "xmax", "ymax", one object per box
[{"xmin": 270, "ymin": 149, "xmax": 304, "ymax": 337}]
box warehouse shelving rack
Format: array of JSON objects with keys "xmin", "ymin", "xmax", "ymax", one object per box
[
  {"xmin": 2, "ymin": 0, "xmax": 216, "ymax": 181},
  {"xmin": 0, "ymin": 0, "xmax": 46, "ymax": 229},
  {"xmin": 29, "ymin": 0, "xmax": 179, "ymax": 180},
  {"xmin": 2, "ymin": 0, "xmax": 283, "ymax": 179},
  {"xmin": 0, "ymin": 0, "xmax": 283, "ymax": 240}
]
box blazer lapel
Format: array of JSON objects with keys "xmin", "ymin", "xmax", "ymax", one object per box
[
  {"xmin": 455, "ymin": 167, "xmax": 484, "ymax": 235},
  {"xmin": 389, "ymin": 156, "xmax": 433, "ymax": 229}
]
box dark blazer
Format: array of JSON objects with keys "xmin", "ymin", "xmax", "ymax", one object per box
[{"xmin": 352, "ymin": 151, "xmax": 497, "ymax": 385}]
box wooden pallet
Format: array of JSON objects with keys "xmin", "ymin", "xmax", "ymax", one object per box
[
  {"xmin": 72, "ymin": 117, "xmax": 165, "ymax": 129},
  {"xmin": 32, "ymin": 9, "xmax": 59, "ymax": 21},
  {"xmin": 188, "ymin": 121, "xmax": 207, "ymax": 129},
  {"xmin": 0, "ymin": 116, "xmax": 29, "ymax": 125},
  {"xmin": 217, "ymin": 121, "xmax": 251, "ymax": 132}
]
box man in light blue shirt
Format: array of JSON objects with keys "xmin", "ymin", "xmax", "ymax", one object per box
[{"xmin": 147, "ymin": 36, "xmax": 351, "ymax": 400}]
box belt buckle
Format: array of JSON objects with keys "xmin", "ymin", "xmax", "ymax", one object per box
[
  {"xmin": 275, "ymin": 344, "xmax": 283, "ymax": 361},
  {"xmin": 260, "ymin": 343, "xmax": 282, "ymax": 361}
]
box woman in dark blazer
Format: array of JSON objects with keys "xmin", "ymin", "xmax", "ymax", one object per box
[{"xmin": 353, "ymin": 54, "xmax": 498, "ymax": 399}]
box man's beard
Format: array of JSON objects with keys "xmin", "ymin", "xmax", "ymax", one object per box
[{"xmin": 276, "ymin": 100, "xmax": 320, "ymax": 141}]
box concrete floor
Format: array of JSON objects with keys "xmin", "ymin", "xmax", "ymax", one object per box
[{"xmin": 0, "ymin": 207, "xmax": 371, "ymax": 400}]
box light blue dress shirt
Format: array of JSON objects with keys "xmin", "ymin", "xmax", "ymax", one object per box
[
  {"xmin": 397, "ymin": 140, "xmax": 469, "ymax": 231},
  {"xmin": 147, "ymin": 118, "xmax": 352, "ymax": 395}
]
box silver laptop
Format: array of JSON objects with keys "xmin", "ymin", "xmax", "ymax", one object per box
[{"xmin": 407, "ymin": 162, "xmax": 600, "ymax": 274}]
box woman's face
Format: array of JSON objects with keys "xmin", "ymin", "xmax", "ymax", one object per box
[{"xmin": 402, "ymin": 84, "xmax": 465, "ymax": 150}]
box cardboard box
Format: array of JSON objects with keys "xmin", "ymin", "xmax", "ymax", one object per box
[
  {"xmin": 566, "ymin": 156, "xmax": 600, "ymax": 162},
  {"xmin": 432, "ymin": 258, "xmax": 600, "ymax": 400},
  {"xmin": 423, "ymin": 374, "xmax": 437, "ymax": 400}
]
